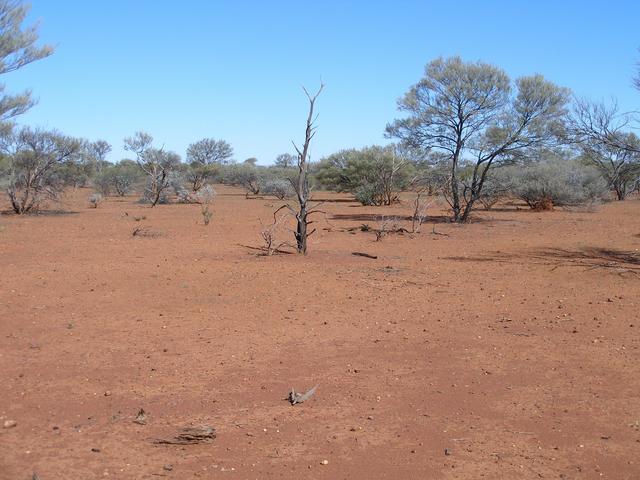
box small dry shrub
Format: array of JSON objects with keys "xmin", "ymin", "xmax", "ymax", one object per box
[
  {"xmin": 88, "ymin": 193, "xmax": 103, "ymax": 208},
  {"xmin": 201, "ymin": 205, "xmax": 213, "ymax": 225},
  {"xmin": 530, "ymin": 197, "xmax": 554, "ymax": 211},
  {"xmin": 259, "ymin": 213, "xmax": 292, "ymax": 255}
]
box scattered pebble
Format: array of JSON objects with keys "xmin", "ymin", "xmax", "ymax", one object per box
[
  {"xmin": 320, "ymin": 459, "xmax": 329, "ymax": 465},
  {"xmin": 3, "ymin": 420, "xmax": 17, "ymax": 429}
]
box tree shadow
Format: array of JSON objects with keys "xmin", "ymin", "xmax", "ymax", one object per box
[
  {"xmin": 330, "ymin": 213, "xmax": 453, "ymax": 224},
  {"xmin": 309, "ymin": 196, "xmax": 357, "ymax": 204},
  {"xmin": 446, "ymin": 247, "xmax": 640, "ymax": 275},
  {"xmin": 1, "ymin": 209, "xmax": 80, "ymax": 216}
]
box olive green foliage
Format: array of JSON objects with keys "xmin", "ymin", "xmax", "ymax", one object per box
[
  {"xmin": 94, "ymin": 160, "xmax": 142, "ymax": 196},
  {"xmin": 0, "ymin": 0, "xmax": 54, "ymax": 123},
  {"xmin": 185, "ymin": 138, "xmax": 233, "ymax": 191},
  {"xmin": 579, "ymin": 132, "xmax": 640, "ymax": 200},
  {"xmin": 124, "ymin": 131, "xmax": 181, "ymax": 206},
  {"xmin": 3, "ymin": 127, "xmax": 82, "ymax": 213},
  {"xmin": 274, "ymin": 153, "xmax": 296, "ymax": 168},
  {"xmin": 507, "ymin": 158, "xmax": 608, "ymax": 209},
  {"xmin": 387, "ymin": 56, "xmax": 570, "ymax": 222},
  {"xmin": 221, "ymin": 162, "xmax": 297, "ymax": 197},
  {"xmin": 315, "ymin": 146, "xmax": 414, "ymax": 205},
  {"xmin": 221, "ymin": 163, "xmax": 263, "ymax": 194}
]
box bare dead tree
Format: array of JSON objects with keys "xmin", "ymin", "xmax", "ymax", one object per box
[
  {"xmin": 570, "ymin": 98, "xmax": 640, "ymax": 155},
  {"xmin": 411, "ymin": 190, "xmax": 433, "ymax": 233},
  {"xmin": 276, "ymin": 83, "xmax": 324, "ymax": 254}
]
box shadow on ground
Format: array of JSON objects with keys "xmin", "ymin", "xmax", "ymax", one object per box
[
  {"xmin": 1, "ymin": 209, "xmax": 80, "ymax": 216},
  {"xmin": 446, "ymin": 247, "xmax": 640, "ymax": 275},
  {"xmin": 331, "ymin": 213, "xmax": 453, "ymax": 223}
]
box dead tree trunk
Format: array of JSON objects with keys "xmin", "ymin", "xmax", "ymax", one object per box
[{"xmin": 291, "ymin": 83, "xmax": 324, "ymax": 254}]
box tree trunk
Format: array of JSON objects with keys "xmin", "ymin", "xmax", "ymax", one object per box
[
  {"xmin": 296, "ymin": 205, "xmax": 308, "ymax": 254},
  {"xmin": 292, "ymin": 84, "xmax": 324, "ymax": 255},
  {"xmin": 450, "ymin": 142, "xmax": 463, "ymax": 222}
]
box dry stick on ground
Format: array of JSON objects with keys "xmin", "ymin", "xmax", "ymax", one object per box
[
  {"xmin": 132, "ymin": 226, "xmax": 160, "ymax": 238},
  {"xmin": 152, "ymin": 425, "xmax": 216, "ymax": 445},
  {"xmin": 431, "ymin": 225, "xmax": 449, "ymax": 237},
  {"xmin": 352, "ymin": 252, "xmax": 378, "ymax": 259}
]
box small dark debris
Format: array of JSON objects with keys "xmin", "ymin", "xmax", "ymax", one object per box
[
  {"xmin": 152, "ymin": 425, "xmax": 216, "ymax": 445},
  {"xmin": 352, "ymin": 252, "xmax": 377, "ymax": 259}
]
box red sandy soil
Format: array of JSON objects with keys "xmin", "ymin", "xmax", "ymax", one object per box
[{"xmin": 1, "ymin": 186, "xmax": 639, "ymax": 480}]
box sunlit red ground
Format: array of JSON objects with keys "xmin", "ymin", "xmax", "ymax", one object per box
[{"xmin": 1, "ymin": 186, "xmax": 639, "ymax": 479}]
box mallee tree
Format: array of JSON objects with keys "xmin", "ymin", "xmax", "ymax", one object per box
[{"xmin": 387, "ymin": 56, "xmax": 569, "ymax": 222}]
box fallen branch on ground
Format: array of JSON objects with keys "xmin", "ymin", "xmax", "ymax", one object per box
[
  {"xmin": 352, "ymin": 252, "xmax": 378, "ymax": 259},
  {"xmin": 288, "ymin": 385, "xmax": 318, "ymax": 405},
  {"xmin": 152, "ymin": 425, "xmax": 216, "ymax": 445}
]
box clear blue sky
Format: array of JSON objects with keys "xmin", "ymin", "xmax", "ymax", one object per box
[{"xmin": 7, "ymin": 0, "xmax": 640, "ymax": 164}]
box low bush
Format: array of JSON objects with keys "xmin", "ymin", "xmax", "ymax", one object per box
[
  {"xmin": 262, "ymin": 179, "xmax": 294, "ymax": 200},
  {"xmin": 315, "ymin": 146, "xmax": 414, "ymax": 205},
  {"xmin": 508, "ymin": 160, "xmax": 607, "ymax": 210},
  {"xmin": 88, "ymin": 192, "xmax": 103, "ymax": 208}
]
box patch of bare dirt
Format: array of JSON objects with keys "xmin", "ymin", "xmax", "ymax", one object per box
[{"xmin": 1, "ymin": 187, "xmax": 639, "ymax": 479}]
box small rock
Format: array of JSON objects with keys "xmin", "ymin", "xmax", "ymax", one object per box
[
  {"xmin": 104, "ymin": 391, "xmax": 112, "ymax": 397},
  {"xmin": 3, "ymin": 420, "xmax": 17, "ymax": 429},
  {"xmin": 320, "ymin": 459, "xmax": 329, "ymax": 465},
  {"xmin": 91, "ymin": 448, "xmax": 101, "ymax": 453},
  {"xmin": 444, "ymin": 448, "xmax": 452, "ymax": 456},
  {"xmin": 163, "ymin": 464, "xmax": 173, "ymax": 471}
]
